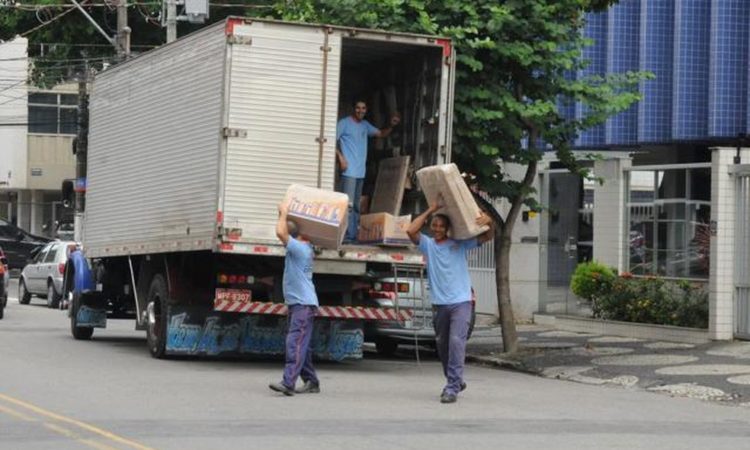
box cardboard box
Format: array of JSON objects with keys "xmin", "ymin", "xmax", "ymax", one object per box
[
  {"xmin": 357, "ymin": 213, "xmax": 412, "ymax": 246},
  {"xmin": 416, "ymin": 163, "xmax": 489, "ymax": 240},
  {"xmin": 370, "ymin": 156, "xmax": 410, "ymax": 215},
  {"xmin": 283, "ymin": 184, "xmax": 349, "ymax": 249}
]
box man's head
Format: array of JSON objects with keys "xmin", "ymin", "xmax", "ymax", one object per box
[
  {"xmin": 352, "ymin": 100, "xmax": 367, "ymax": 121},
  {"xmin": 287, "ymin": 220, "xmax": 300, "ymax": 239},
  {"xmin": 429, "ymin": 214, "xmax": 451, "ymax": 241}
]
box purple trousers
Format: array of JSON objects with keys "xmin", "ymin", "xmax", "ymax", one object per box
[
  {"xmin": 432, "ymin": 301, "xmax": 472, "ymax": 395},
  {"xmin": 282, "ymin": 304, "xmax": 319, "ymax": 389}
]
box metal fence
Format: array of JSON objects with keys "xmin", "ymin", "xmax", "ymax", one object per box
[{"xmin": 735, "ymin": 172, "xmax": 750, "ymax": 338}]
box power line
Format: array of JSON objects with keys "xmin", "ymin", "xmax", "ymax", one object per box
[{"xmin": 19, "ymin": 1, "xmax": 86, "ymax": 37}]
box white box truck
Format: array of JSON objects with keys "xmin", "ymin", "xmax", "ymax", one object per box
[{"xmin": 63, "ymin": 17, "xmax": 456, "ymax": 359}]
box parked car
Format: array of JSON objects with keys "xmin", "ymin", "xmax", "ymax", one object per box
[
  {"xmin": 19, "ymin": 241, "xmax": 79, "ymax": 308},
  {"xmin": 0, "ymin": 246, "xmax": 8, "ymax": 319},
  {"xmin": 0, "ymin": 219, "xmax": 51, "ymax": 269},
  {"xmin": 364, "ymin": 276, "xmax": 476, "ymax": 356}
]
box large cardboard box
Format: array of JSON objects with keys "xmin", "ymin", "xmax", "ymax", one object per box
[
  {"xmin": 416, "ymin": 163, "xmax": 489, "ymax": 240},
  {"xmin": 357, "ymin": 213, "xmax": 412, "ymax": 246},
  {"xmin": 283, "ymin": 184, "xmax": 348, "ymax": 249},
  {"xmin": 370, "ymin": 156, "xmax": 411, "ymax": 215}
]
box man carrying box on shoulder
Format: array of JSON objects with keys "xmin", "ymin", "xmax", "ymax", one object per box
[
  {"xmin": 406, "ymin": 195, "xmax": 494, "ymax": 404},
  {"xmin": 269, "ymin": 202, "xmax": 321, "ymax": 396}
]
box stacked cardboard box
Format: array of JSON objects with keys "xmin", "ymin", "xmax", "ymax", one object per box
[
  {"xmin": 283, "ymin": 184, "xmax": 349, "ymax": 249},
  {"xmin": 416, "ymin": 163, "xmax": 489, "ymax": 240},
  {"xmin": 357, "ymin": 213, "xmax": 412, "ymax": 246}
]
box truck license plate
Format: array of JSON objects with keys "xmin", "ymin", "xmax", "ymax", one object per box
[{"xmin": 215, "ymin": 288, "xmax": 252, "ymax": 303}]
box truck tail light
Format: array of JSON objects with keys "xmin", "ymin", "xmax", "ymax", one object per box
[
  {"xmin": 381, "ymin": 282, "xmax": 409, "ymax": 293},
  {"xmin": 58, "ymin": 263, "xmax": 66, "ymax": 275}
]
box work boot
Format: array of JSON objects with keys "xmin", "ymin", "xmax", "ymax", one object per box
[
  {"xmin": 440, "ymin": 391, "xmax": 457, "ymax": 404},
  {"xmin": 269, "ymin": 382, "xmax": 295, "ymax": 396},
  {"xmin": 295, "ymin": 380, "xmax": 320, "ymax": 394}
]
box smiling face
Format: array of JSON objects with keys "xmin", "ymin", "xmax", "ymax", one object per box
[
  {"xmin": 429, "ymin": 215, "xmax": 450, "ymax": 241},
  {"xmin": 353, "ymin": 101, "xmax": 367, "ymax": 121}
]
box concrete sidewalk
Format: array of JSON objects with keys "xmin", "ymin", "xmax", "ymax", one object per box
[{"xmin": 466, "ymin": 323, "xmax": 750, "ymax": 406}]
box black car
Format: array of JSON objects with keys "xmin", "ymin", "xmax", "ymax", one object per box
[
  {"xmin": 0, "ymin": 246, "xmax": 8, "ymax": 319},
  {"xmin": 0, "ymin": 219, "xmax": 51, "ymax": 270}
]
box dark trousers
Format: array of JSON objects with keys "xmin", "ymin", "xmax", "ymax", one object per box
[
  {"xmin": 282, "ymin": 304, "xmax": 319, "ymax": 389},
  {"xmin": 432, "ymin": 301, "xmax": 472, "ymax": 395}
]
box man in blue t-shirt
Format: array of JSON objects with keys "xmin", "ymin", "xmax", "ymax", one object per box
[
  {"xmin": 406, "ymin": 196, "xmax": 494, "ymax": 404},
  {"xmin": 269, "ymin": 202, "xmax": 321, "ymax": 396},
  {"xmin": 336, "ymin": 100, "xmax": 400, "ymax": 242}
]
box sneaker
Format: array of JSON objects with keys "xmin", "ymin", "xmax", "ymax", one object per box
[
  {"xmin": 295, "ymin": 381, "xmax": 320, "ymax": 394},
  {"xmin": 440, "ymin": 392, "xmax": 457, "ymax": 404},
  {"xmin": 460, "ymin": 381, "xmax": 467, "ymax": 392},
  {"xmin": 269, "ymin": 382, "xmax": 295, "ymax": 396}
]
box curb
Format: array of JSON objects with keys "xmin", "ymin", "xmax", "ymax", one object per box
[{"xmin": 466, "ymin": 353, "xmax": 541, "ymax": 375}]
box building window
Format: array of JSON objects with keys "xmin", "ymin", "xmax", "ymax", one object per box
[
  {"xmin": 28, "ymin": 92, "xmax": 78, "ymax": 135},
  {"xmin": 628, "ymin": 167, "xmax": 710, "ymax": 279}
]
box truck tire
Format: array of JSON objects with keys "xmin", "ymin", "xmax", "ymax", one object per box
[
  {"xmin": 47, "ymin": 282, "xmax": 61, "ymax": 309},
  {"xmin": 70, "ymin": 292, "xmax": 94, "ymax": 340},
  {"xmin": 146, "ymin": 274, "xmax": 168, "ymax": 359},
  {"xmin": 18, "ymin": 279, "xmax": 31, "ymax": 305},
  {"xmin": 375, "ymin": 337, "xmax": 398, "ymax": 356}
]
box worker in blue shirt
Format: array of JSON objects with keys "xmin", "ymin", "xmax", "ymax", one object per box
[
  {"xmin": 269, "ymin": 202, "xmax": 321, "ymax": 396},
  {"xmin": 336, "ymin": 100, "xmax": 400, "ymax": 242},
  {"xmin": 406, "ymin": 195, "xmax": 494, "ymax": 404}
]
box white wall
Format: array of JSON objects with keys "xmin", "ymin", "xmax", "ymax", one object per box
[{"xmin": 0, "ymin": 38, "xmax": 28, "ymax": 189}]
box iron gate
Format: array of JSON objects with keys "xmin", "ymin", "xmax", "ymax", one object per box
[{"xmin": 735, "ymin": 171, "xmax": 750, "ymax": 338}]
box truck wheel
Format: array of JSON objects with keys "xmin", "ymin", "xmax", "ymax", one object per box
[
  {"xmin": 70, "ymin": 292, "xmax": 94, "ymax": 340},
  {"xmin": 146, "ymin": 274, "xmax": 168, "ymax": 359},
  {"xmin": 47, "ymin": 282, "xmax": 61, "ymax": 309},
  {"xmin": 18, "ymin": 279, "xmax": 31, "ymax": 305},
  {"xmin": 375, "ymin": 337, "xmax": 398, "ymax": 356}
]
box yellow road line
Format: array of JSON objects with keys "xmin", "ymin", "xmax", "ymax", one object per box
[
  {"xmin": 0, "ymin": 403, "xmax": 37, "ymax": 422},
  {"xmin": 0, "ymin": 392, "xmax": 156, "ymax": 450},
  {"xmin": 44, "ymin": 422, "xmax": 121, "ymax": 450}
]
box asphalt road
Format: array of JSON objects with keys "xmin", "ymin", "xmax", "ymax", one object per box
[{"xmin": 2, "ymin": 279, "xmax": 750, "ymax": 450}]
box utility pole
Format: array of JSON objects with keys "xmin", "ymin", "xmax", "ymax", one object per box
[
  {"xmin": 74, "ymin": 75, "xmax": 89, "ymax": 243},
  {"xmin": 166, "ymin": 0, "xmax": 177, "ymax": 43},
  {"xmin": 116, "ymin": 0, "xmax": 131, "ymax": 60}
]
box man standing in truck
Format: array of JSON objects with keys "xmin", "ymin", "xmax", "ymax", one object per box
[
  {"xmin": 336, "ymin": 100, "xmax": 400, "ymax": 243},
  {"xmin": 406, "ymin": 197, "xmax": 494, "ymax": 404},
  {"xmin": 269, "ymin": 202, "xmax": 321, "ymax": 396}
]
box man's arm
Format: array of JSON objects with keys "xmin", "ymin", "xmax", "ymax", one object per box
[
  {"xmin": 406, "ymin": 197, "xmax": 441, "ymax": 245},
  {"xmin": 276, "ymin": 202, "xmax": 290, "ymax": 245},
  {"xmin": 476, "ymin": 211, "xmax": 496, "ymax": 245},
  {"xmin": 374, "ymin": 113, "xmax": 400, "ymax": 138}
]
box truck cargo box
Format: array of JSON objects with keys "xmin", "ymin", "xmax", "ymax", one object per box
[{"xmin": 84, "ymin": 18, "xmax": 455, "ymax": 261}]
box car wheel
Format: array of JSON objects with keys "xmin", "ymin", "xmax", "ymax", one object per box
[
  {"xmin": 375, "ymin": 337, "xmax": 398, "ymax": 356},
  {"xmin": 18, "ymin": 279, "xmax": 31, "ymax": 305},
  {"xmin": 47, "ymin": 282, "xmax": 61, "ymax": 309},
  {"xmin": 146, "ymin": 274, "xmax": 169, "ymax": 359},
  {"xmin": 70, "ymin": 291, "xmax": 94, "ymax": 340}
]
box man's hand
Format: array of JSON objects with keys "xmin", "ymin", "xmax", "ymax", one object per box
[
  {"xmin": 278, "ymin": 202, "xmax": 289, "ymax": 215},
  {"xmin": 476, "ymin": 211, "xmax": 492, "ymax": 227},
  {"xmin": 429, "ymin": 193, "xmax": 444, "ymax": 212},
  {"xmin": 338, "ymin": 154, "xmax": 348, "ymax": 171},
  {"xmin": 389, "ymin": 113, "xmax": 401, "ymax": 127}
]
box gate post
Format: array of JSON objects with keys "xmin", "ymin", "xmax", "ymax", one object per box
[{"xmin": 710, "ymin": 147, "xmax": 750, "ymax": 340}]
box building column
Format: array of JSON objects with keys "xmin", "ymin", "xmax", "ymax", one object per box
[
  {"xmin": 593, "ymin": 156, "xmax": 632, "ymax": 273},
  {"xmin": 709, "ymin": 147, "xmax": 750, "ymax": 340},
  {"xmin": 16, "ymin": 189, "xmax": 30, "ymax": 231},
  {"xmin": 29, "ymin": 189, "xmax": 44, "ymax": 235}
]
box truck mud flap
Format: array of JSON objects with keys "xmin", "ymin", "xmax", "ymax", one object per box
[
  {"xmin": 165, "ymin": 306, "xmax": 364, "ymax": 361},
  {"xmin": 75, "ymin": 305, "xmax": 107, "ymax": 328}
]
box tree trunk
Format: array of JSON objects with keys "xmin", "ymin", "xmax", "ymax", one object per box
[{"xmin": 495, "ymin": 227, "xmax": 518, "ymax": 353}]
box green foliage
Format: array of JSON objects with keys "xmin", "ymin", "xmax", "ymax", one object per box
[
  {"xmin": 570, "ymin": 261, "xmax": 615, "ymax": 302},
  {"xmin": 275, "ymin": 0, "xmax": 652, "ymax": 224},
  {"xmin": 593, "ymin": 275, "xmax": 708, "ymax": 329}
]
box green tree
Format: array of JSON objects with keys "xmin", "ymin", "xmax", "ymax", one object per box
[{"xmin": 276, "ymin": 0, "xmax": 650, "ymax": 352}]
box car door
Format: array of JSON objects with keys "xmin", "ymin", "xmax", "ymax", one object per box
[
  {"xmin": 40, "ymin": 243, "xmax": 60, "ymax": 293},
  {"xmin": 26, "ymin": 244, "xmax": 50, "ymax": 294}
]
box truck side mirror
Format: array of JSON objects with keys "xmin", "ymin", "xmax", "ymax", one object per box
[{"xmin": 61, "ymin": 179, "xmax": 74, "ymax": 208}]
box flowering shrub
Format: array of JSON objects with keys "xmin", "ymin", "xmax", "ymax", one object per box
[{"xmin": 570, "ymin": 261, "xmax": 616, "ymax": 306}]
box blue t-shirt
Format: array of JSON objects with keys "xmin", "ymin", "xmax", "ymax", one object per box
[
  {"xmin": 336, "ymin": 116, "xmax": 379, "ymax": 179},
  {"xmin": 418, "ymin": 234, "xmax": 479, "ymax": 305},
  {"xmin": 283, "ymin": 237, "xmax": 319, "ymax": 306}
]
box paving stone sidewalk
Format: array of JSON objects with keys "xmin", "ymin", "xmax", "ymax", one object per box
[{"xmin": 466, "ymin": 324, "xmax": 750, "ymax": 406}]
